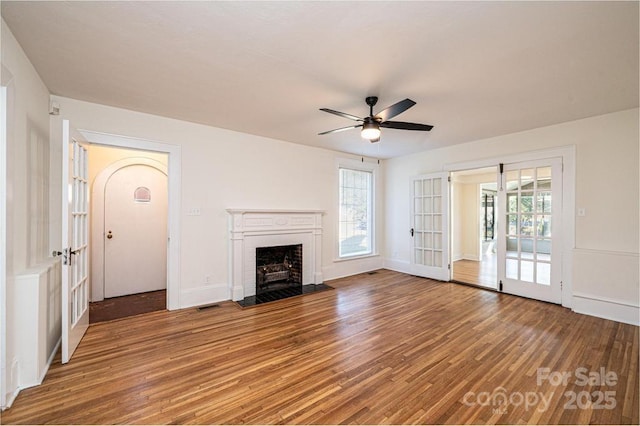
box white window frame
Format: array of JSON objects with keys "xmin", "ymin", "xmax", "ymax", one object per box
[{"xmin": 336, "ymin": 158, "xmax": 377, "ymax": 260}]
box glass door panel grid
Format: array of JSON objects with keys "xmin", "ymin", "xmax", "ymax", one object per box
[
  {"xmin": 70, "ymin": 142, "xmax": 89, "ymax": 325},
  {"xmin": 505, "ymin": 167, "xmax": 552, "ymax": 285},
  {"xmin": 414, "ymin": 177, "xmax": 443, "ymax": 267}
]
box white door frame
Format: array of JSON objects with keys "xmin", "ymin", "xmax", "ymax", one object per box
[
  {"xmin": 91, "ymin": 158, "xmax": 168, "ymax": 302},
  {"xmin": 0, "ymin": 85, "xmax": 8, "ymax": 408},
  {"xmin": 79, "ymin": 130, "xmax": 181, "ymax": 310},
  {"xmin": 444, "ymin": 145, "xmax": 576, "ymax": 308}
]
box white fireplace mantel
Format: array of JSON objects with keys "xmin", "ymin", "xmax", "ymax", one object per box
[{"xmin": 227, "ymin": 209, "xmax": 324, "ymax": 301}]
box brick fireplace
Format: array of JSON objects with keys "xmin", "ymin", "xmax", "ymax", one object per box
[
  {"xmin": 227, "ymin": 209, "xmax": 324, "ymax": 301},
  {"xmin": 256, "ymin": 244, "xmax": 302, "ymax": 294}
]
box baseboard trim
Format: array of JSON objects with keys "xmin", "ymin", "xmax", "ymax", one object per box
[
  {"xmin": 322, "ymin": 256, "xmax": 384, "ymax": 281},
  {"xmin": 3, "ymin": 386, "xmax": 19, "ymax": 410},
  {"xmin": 572, "ymin": 293, "xmax": 639, "ymax": 326},
  {"xmin": 38, "ymin": 337, "xmax": 61, "ymax": 385},
  {"xmin": 382, "ymin": 258, "xmax": 412, "ymax": 275}
]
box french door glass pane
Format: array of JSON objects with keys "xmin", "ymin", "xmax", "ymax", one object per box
[
  {"xmin": 537, "ymin": 262, "xmax": 551, "ymax": 285},
  {"xmin": 413, "ymin": 175, "xmax": 446, "ymax": 270},
  {"xmin": 503, "ymin": 165, "xmax": 554, "ymax": 286}
]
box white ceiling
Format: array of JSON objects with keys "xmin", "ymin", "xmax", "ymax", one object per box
[{"xmin": 2, "ymin": 1, "xmax": 638, "ymax": 159}]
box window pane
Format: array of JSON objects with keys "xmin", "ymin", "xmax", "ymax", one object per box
[
  {"xmin": 507, "ymin": 214, "xmax": 518, "ymax": 235},
  {"xmin": 423, "ymin": 197, "xmax": 432, "ymax": 213},
  {"xmin": 521, "ymin": 168, "xmax": 535, "ymax": 190},
  {"xmin": 415, "ymin": 232, "xmax": 423, "ymax": 248},
  {"xmin": 521, "ymin": 261, "xmax": 534, "ymax": 282},
  {"xmin": 506, "ymin": 259, "xmax": 518, "ymax": 279},
  {"xmin": 537, "ymin": 215, "xmax": 551, "ymax": 237},
  {"xmin": 506, "ymin": 171, "xmax": 519, "ymax": 191},
  {"xmin": 521, "ymin": 214, "xmax": 534, "ymax": 236},
  {"xmin": 433, "ymin": 215, "xmax": 441, "ymax": 231},
  {"xmin": 423, "ymin": 232, "xmax": 432, "ymax": 249},
  {"xmin": 414, "ymin": 180, "xmax": 422, "ymax": 196},
  {"xmin": 432, "ymin": 178, "xmax": 442, "ymax": 195},
  {"xmin": 339, "ymin": 168, "xmax": 373, "ymax": 257},
  {"xmin": 537, "ymin": 167, "xmax": 552, "ymax": 190},
  {"xmin": 434, "ymin": 251, "xmax": 442, "ymax": 267},
  {"xmin": 537, "ymin": 262, "xmax": 551, "ymax": 285},
  {"xmin": 520, "ymin": 192, "xmax": 534, "ymax": 213},
  {"xmin": 507, "ymin": 193, "xmax": 518, "ymax": 213}
]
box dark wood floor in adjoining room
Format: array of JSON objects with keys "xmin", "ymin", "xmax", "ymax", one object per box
[
  {"xmin": 3, "ymin": 270, "xmax": 638, "ymax": 424},
  {"xmin": 89, "ymin": 289, "xmax": 167, "ymax": 324}
]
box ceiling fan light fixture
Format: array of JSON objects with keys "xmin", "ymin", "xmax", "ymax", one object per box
[{"xmin": 361, "ymin": 120, "xmax": 381, "ymax": 140}]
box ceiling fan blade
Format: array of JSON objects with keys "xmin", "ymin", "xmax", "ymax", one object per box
[
  {"xmin": 319, "ymin": 108, "xmax": 363, "ymax": 122},
  {"xmin": 318, "ymin": 124, "xmax": 362, "ymax": 135},
  {"xmin": 380, "ymin": 121, "xmax": 433, "ymax": 131},
  {"xmin": 374, "ymin": 98, "xmax": 416, "ymax": 121}
]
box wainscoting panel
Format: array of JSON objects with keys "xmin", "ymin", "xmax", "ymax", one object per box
[{"xmin": 572, "ymin": 248, "xmax": 639, "ymax": 325}]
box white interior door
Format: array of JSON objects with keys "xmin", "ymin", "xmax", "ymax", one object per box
[
  {"xmin": 411, "ymin": 172, "xmax": 450, "ymax": 281},
  {"xmin": 61, "ymin": 119, "xmax": 89, "ymax": 363},
  {"xmin": 497, "ymin": 158, "xmax": 562, "ymax": 303},
  {"xmin": 104, "ymin": 165, "xmax": 167, "ymax": 298}
]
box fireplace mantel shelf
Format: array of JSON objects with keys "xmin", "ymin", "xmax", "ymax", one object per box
[{"xmin": 226, "ymin": 209, "xmax": 325, "ymax": 214}]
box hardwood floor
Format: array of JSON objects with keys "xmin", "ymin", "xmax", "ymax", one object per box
[
  {"xmin": 89, "ymin": 290, "xmax": 167, "ymax": 324},
  {"xmin": 453, "ymin": 254, "xmax": 498, "ymax": 288},
  {"xmin": 3, "ymin": 270, "xmax": 638, "ymax": 424}
]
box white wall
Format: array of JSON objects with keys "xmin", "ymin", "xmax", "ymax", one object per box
[
  {"xmin": 1, "ymin": 19, "xmax": 55, "ymax": 408},
  {"xmin": 50, "ymin": 96, "xmax": 385, "ymax": 308},
  {"xmin": 461, "ymin": 183, "xmax": 479, "ymax": 261},
  {"xmin": 384, "ymin": 108, "xmax": 639, "ymax": 325},
  {"xmin": 451, "ymin": 181, "xmax": 479, "ymax": 261}
]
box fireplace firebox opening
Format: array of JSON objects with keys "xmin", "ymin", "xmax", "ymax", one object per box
[{"xmin": 256, "ymin": 244, "xmax": 302, "ymax": 294}]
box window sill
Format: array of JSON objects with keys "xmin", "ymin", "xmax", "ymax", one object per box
[{"xmin": 333, "ymin": 253, "xmax": 380, "ymax": 263}]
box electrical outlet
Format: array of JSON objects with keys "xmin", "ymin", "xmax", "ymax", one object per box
[{"xmin": 205, "ymin": 275, "xmax": 210, "ymax": 284}]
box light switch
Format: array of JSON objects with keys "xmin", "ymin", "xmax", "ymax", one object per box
[{"xmin": 187, "ymin": 208, "xmax": 201, "ymax": 216}]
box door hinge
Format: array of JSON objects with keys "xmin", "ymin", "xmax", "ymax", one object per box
[
  {"xmin": 447, "ymin": 176, "xmax": 451, "ymax": 182},
  {"xmin": 448, "ymin": 263, "xmax": 451, "ymax": 270}
]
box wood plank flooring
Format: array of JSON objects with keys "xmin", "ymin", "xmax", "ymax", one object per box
[
  {"xmin": 3, "ymin": 269, "xmax": 638, "ymax": 424},
  {"xmin": 89, "ymin": 290, "xmax": 167, "ymax": 324},
  {"xmin": 453, "ymin": 254, "xmax": 497, "ymax": 288}
]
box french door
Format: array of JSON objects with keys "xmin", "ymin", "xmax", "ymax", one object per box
[
  {"xmin": 61, "ymin": 119, "xmax": 90, "ymax": 363},
  {"xmin": 497, "ymin": 158, "xmax": 562, "ymax": 303},
  {"xmin": 411, "ymin": 172, "xmax": 450, "ymax": 281}
]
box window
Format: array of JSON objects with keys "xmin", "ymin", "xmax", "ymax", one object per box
[
  {"xmin": 339, "ymin": 166, "xmax": 373, "ymax": 258},
  {"xmin": 134, "ymin": 186, "xmax": 151, "ymax": 202},
  {"xmin": 481, "ymin": 188, "xmax": 496, "ymax": 241}
]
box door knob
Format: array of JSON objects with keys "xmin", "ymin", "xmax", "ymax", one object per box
[{"xmin": 107, "ymin": 230, "xmax": 113, "ymax": 239}]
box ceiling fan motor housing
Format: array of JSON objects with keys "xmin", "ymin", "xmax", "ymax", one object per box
[{"xmin": 365, "ymin": 96, "xmax": 379, "ymax": 107}]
